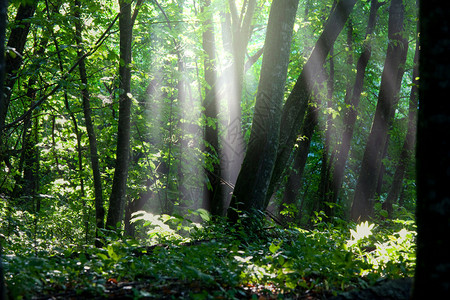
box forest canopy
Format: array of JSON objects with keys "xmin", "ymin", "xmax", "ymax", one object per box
[{"xmin": 0, "ymin": 0, "xmax": 432, "ymax": 299}]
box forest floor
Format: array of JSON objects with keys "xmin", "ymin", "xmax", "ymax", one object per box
[
  {"xmin": 31, "ymin": 269, "xmax": 413, "ymax": 300},
  {"xmin": 4, "ymin": 218, "xmax": 416, "ymax": 299}
]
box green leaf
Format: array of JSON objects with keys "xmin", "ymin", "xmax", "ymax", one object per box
[{"xmin": 269, "ymin": 241, "xmax": 281, "ymax": 254}]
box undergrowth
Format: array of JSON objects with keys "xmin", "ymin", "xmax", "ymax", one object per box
[{"xmin": 1, "ymin": 209, "xmax": 416, "ymax": 299}]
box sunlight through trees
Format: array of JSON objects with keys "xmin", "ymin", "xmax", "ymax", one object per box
[{"xmin": 2, "ymin": 0, "xmax": 444, "ymax": 298}]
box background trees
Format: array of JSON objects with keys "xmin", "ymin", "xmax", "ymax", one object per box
[
  {"xmin": 228, "ymin": 0, "xmax": 299, "ymax": 221},
  {"xmin": 351, "ymin": 0, "xmax": 408, "ymax": 221},
  {"xmin": 105, "ymin": 0, "xmax": 134, "ymax": 230},
  {"xmin": 0, "ymin": 0, "xmax": 417, "ymax": 241}
]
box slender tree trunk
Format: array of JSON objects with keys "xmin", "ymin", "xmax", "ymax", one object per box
[
  {"xmin": 329, "ymin": 0, "xmax": 382, "ymax": 207},
  {"xmin": 413, "ymin": 0, "xmax": 450, "ymax": 297},
  {"xmin": 74, "ymin": 0, "xmax": 105, "ymax": 245},
  {"xmin": 223, "ymin": 0, "xmax": 256, "ymax": 188},
  {"xmin": 317, "ymin": 36, "xmax": 336, "ymax": 216},
  {"xmin": 375, "ymin": 136, "xmax": 389, "ymax": 197},
  {"xmin": 351, "ymin": 0, "xmax": 408, "ymax": 221},
  {"xmin": 227, "ymin": 0, "xmax": 299, "ymax": 222},
  {"xmin": 322, "ymin": 19, "xmax": 355, "ymax": 214},
  {"xmin": 22, "ymin": 106, "xmax": 39, "ymax": 200},
  {"xmin": 383, "ymin": 41, "xmax": 418, "ymax": 217},
  {"xmin": 277, "ymin": 1, "xmax": 318, "ymax": 219},
  {"xmin": 106, "ymin": 0, "xmax": 133, "ymax": 229},
  {"xmin": 51, "ymin": 116, "xmax": 61, "ymax": 173},
  {"xmin": 280, "ymin": 104, "xmax": 318, "ymax": 220},
  {"xmin": 266, "ymin": 0, "xmax": 357, "ymax": 206},
  {"xmin": 153, "ymin": 0, "xmax": 194, "ymax": 212},
  {"xmin": 11, "ymin": 34, "xmax": 48, "ymax": 199},
  {"xmin": 175, "ymin": 2, "xmax": 198, "ymax": 208},
  {"xmin": 201, "ymin": 0, "xmax": 224, "ymax": 216}
]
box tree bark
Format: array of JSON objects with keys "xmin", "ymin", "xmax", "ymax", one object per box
[
  {"xmin": 413, "ymin": 0, "xmax": 450, "ymax": 297},
  {"xmin": 280, "ymin": 104, "xmax": 319, "ymax": 220},
  {"xmin": 227, "ymin": 0, "xmax": 299, "ymax": 222},
  {"xmin": 222, "ymin": 0, "xmax": 256, "ymax": 187},
  {"xmin": 106, "ymin": 0, "xmax": 133, "ymax": 229},
  {"xmin": 201, "ymin": 0, "xmax": 224, "ymax": 216},
  {"xmin": 328, "ymin": 0, "xmax": 382, "ymax": 208},
  {"xmin": 351, "ymin": 0, "xmax": 408, "ymax": 221},
  {"xmin": 383, "ymin": 41, "xmax": 418, "ymax": 217},
  {"xmin": 317, "ymin": 30, "xmax": 336, "ymax": 216},
  {"xmin": 266, "ymin": 0, "xmax": 357, "ymax": 206},
  {"xmin": 74, "ymin": 0, "xmax": 105, "ymax": 244}
]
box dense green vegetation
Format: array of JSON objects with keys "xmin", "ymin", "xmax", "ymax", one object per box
[
  {"xmin": 2, "ymin": 207, "xmax": 416, "ymax": 298},
  {"xmin": 0, "ymin": 0, "xmax": 425, "ymax": 298}
]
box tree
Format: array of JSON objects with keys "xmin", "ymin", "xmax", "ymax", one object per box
[
  {"xmin": 266, "ymin": 0, "xmax": 357, "ymax": 206},
  {"xmin": 278, "ymin": 2, "xmax": 332, "ymax": 219},
  {"xmin": 383, "ymin": 38, "xmax": 418, "ymax": 216},
  {"xmin": 9, "ymin": 32, "xmax": 49, "ymax": 201},
  {"xmin": 222, "ymin": 0, "xmax": 257, "ymax": 187},
  {"xmin": 327, "ymin": 0, "xmax": 383, "ymax": 209},
  {"xmin": 227, "ymin": 0, "xmax": 299, "ymax": 221},
  {"xmin": 280, "ymin": 102, "xmax": 320, "ymax": 220},
  {"xmin": 74, "ymin": 0, "xmax": 105, "ymax": 244},
  {"xmin": 351, "ymin": 0, "xmax": 408, "ymax": 221},
  {"xmin": 201, "ymin": 0, "xmax": 224, "ymax": 216},
  {"xmin": 315, "ymin": 0, "xmax": 339, "ymax": 217},
  {"xmin": 106, "ymin": 0, "xmax": 134, "ymax": 229},
  {"xmin": 413, "ymin": 0, "xmax": 450, "ymax": 298}
]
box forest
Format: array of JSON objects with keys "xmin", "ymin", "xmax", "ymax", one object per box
[{"xmin": 0, "ymin": 0, "xmax": 449, "ymax": 299}]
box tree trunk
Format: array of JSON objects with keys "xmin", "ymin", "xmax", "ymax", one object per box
[
  {"xmin": 317, "ymin": 31, "xmax": 336, "ymax": 216},
  {"xmin": 375, "ymin": 136, "xmax": 389, "ymax": 197},
  {"xmin": 222, "ymin": 0, "xmax": 256, "ymax": 188},
  {"xmin": 201, "ymin": 0, "xmax": 224, "ymax": 216},
  {"xmin": 413, "ymin": 0, "xmax": 450, "ymax": 297},
  {"xmin": 383, "ymin": 40, "xmax": 418, "ymax": 217},
  {"xmin": 11, "ymin": 33, "xmax": 49, "ymax": 200},
  {"xmin": 280, "ymin": 104, "xmax": 319, "ymax": 221},
  {"xmin": 351, "ymin": 0, "xmax": 408, "ymax": 221},
  {"xmin": 74, "ymin": 0, "xmax": 105, "ymax": 245},
  {"xmin": 279, "ymin": 66, "xmax": 328, "ymax": 220},
  {"xmin": 106, "ymin": 0, "xmax": 133, "ymax": 229},
  {"xmin": 328, "ymin": 0, "xmax": 382, "ymax": 208},
  {"xmin": 22, "ymin": 107, "xmax": 39, "ymax": 200},
  {"xmin": 227, "ymin": 0, "xmax": 299, "ymax": 222},
  {"xmin": 266, "ymin": 0, "xmax": 357, "ymax": 206}
]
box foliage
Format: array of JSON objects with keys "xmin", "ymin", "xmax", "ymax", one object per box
[
  {"xmin": 2, "ymin": 213, "xmax": 416, "ymax": 299},
  {"xmin": 0, "ymin": 0, "xmax": 419, "ymax": 298},
  {"xmin": 130, "ymin": 208, "xmax": 210, "ymax": 244}
]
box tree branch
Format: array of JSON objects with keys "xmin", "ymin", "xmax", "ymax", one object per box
[{"xmin": 2, "ymin": 11, "xmax": 120, "ymax": 131}]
